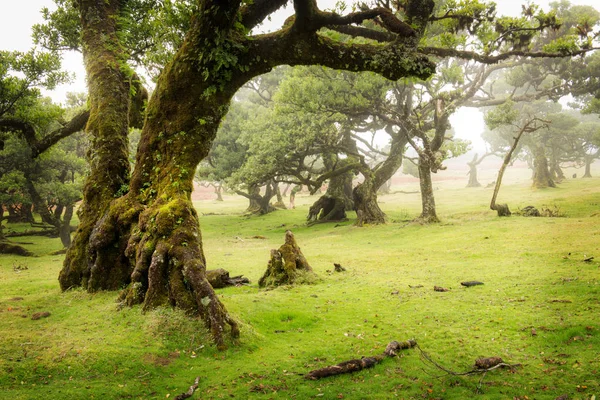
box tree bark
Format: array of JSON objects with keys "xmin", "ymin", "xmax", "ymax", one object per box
[
  {"xmin": 531, "ymin": 144, "xmax": 556, "ymax": 189},
  {"xmin": 214, "ymin": 183, "xmax": 224, "ymax": 201},
  {"xmin": 353, "ymin": 178, "xmax": 386, "ymax": 225},
  {"xmin": 272, "ymin": 182, "xmax": 287, "ymax": 209},
  {"xmin": 417, "ymin": 154, "xmax": 439, "ymax": 223},
  {"xmin": 466, "ymin": 153, "xmax": 482, "ymax": 187},
  {"xmin": 308, "ymin": 160, "xmax": 354, "ymax": 224},
  {"xmin": 59, "ymin": 0, "xmax": 132, "ymax": 290},
  {"xmin": 353, "ymin": 133, "xmax": 407, "ymax": 226},
  {"xmin": 259, "ymin": 230, "xmax": 317, "ymax": 287},
  {"xmin": 59, "ymin": 205, "xmax": 74, "ymax": 248},
  {"xmin": 241, "ymin": 183, "xmax": 277, "ymax": 215},
  {"xmin": 583, "ymin": 156, "xmax": 593, "ymax": 178}
]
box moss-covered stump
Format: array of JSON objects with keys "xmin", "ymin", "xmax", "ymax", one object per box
[
  {"xmin": 258, "ymin": 230, "xmax": 318, "ymax": 288},
  {"xmin": 492, "ymin": 203, "xmax": 511, "ymax": 217}
]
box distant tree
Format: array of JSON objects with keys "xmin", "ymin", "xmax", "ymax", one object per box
[{"xmin": 0, "ymin": 50, "xmax": 88, "ymax": 250}]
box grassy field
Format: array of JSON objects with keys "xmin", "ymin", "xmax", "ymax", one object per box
[{"xmin": 1, "ymin": 174, "xmax": 599, "ymax": 399}]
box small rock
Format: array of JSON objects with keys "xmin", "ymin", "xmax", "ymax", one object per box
[
  {"xmin": 434, "ymin": 286, "xmax": 449, "ymax": 292},
  {"xmin": 531, "ymin": 328, "xmax": 537, "ymax": 336},
  {"xmin": 390, "ymin": 290, "xmax": 399, "ymax": 295}
]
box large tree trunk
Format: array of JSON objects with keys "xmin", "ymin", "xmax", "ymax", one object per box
[
  {"xmin": 59, "ymin": 205, "xmax": 74, "ymax": 248},
  {"xmin": 7, "ymin": 204, "xmax": 34, "ymax": 223},
  {"xmin": 417, "ymin": 154, "xmax": 439, "ymax": 223},
  {"xmin": 583, "ymin": 156, "xmax": 593, "ymax": 178},
  {"xmin": 242, "ymin": 183, "xmax": 276, "ymax": 215},
  {"xmin": 59, "ymin": 0, "xmax": 132, "ymax": 290},
  {"xmin": 246, "ymin": 184, "xmax": 261, "ymax": 213},
  {"xmin": 466, "ymin": 153, "xmax": 482, "ymax": 187},
  {"xmin": 308, "ymin": 164, "xmax": 354, "ymax": 224},
  {"xmin": 549, "ymin": 150, "xmax": 565, "ymax": 183},
  {"xmin": 531, "ymin": 145, "xmax": 556, "ymax": 189},
  {"xmin": 352, "ymin": 133, "xmax": 407, "ymax": 226},
  {"xmin": 214, "ymin": 183, "xmax": 224, "ymax": 201},
  {"xmin": 353, "ymin": 178, "xmax": 386, "ymax": 225},
  {"xmin": 272, "ymin": 182, "xmax": 287, "ymax": 209}
]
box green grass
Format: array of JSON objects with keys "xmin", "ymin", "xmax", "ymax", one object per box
[{"xmin": 1, "ymin": 176, "xmax": 600, "ymax": 399}]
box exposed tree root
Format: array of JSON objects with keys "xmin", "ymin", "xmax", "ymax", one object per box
[{"xmin": 305, "ymin": 339, "xmax": 417, "ymax": 380}]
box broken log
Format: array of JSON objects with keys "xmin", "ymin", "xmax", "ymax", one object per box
[
  {"xmin": 461, "ymin": 281, "xmax": 484, "ymax": 287},
  {"xmin": 206, "ymin": 268, "xmax": 250, "ymax": 289},
  {"xmin": 305, "ymin": 339, "xmax": 416, "ymax": 380}
]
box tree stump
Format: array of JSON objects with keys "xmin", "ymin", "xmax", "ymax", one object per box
[{"xmin": 258, "ymin": 230, "xmax": 318, "ymax": 287}]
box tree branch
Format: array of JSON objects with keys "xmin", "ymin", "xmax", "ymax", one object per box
[
  {"xmin": 420, "ymin": 46, "xmax": 599, "ymax": 64},
  {"xmin": 241, "ymin": 0, "xmax": 289, "ymax": 31}
]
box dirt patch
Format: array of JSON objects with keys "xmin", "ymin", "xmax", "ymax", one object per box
[{"xmin": 143, "ymin": 351, "xmax": 180, "ymax": 366}]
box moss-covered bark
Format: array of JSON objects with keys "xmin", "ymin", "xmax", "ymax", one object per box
[
  {"xmin": 417, "ymin": 155, "xmax": 439, "ymax": 223},
  {"xmin": 259, "ymin": 230, "xmax": 317, "ymax": 287},
  {"xmin": 583, "ymin": 156, "xmax": 593, "ymax": 178},
  {"xmin": 353, "ymin": 178, "xmax": 386, "ymax": 225},
  {"xmin": 59, "ymin": 0, "xmax": 131, "ymax": 290}
]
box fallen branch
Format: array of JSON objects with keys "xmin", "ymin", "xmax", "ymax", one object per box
[
  {"xmin": 418, "ymin": 345, "xmax": 521, "ymax": 377},
  {"xmin": 305, "ymin": 339, "xmax": 416, "ymax": 380},
  {"xmin": 461, "ymin": 281, "xmax": 484, "ymax": 287},
  {"xmin": 174, "ymin": 376, "xmax": 200, "ymax": 400}
]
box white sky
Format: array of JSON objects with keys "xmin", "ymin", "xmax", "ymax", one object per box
[{"xmin": 1, "ymin": 0, "xmax": 597, "ymax": 151}]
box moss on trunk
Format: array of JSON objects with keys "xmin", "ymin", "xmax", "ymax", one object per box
[
  {"xmin": 353, "ymin": 180, "xmax": 386, "ymax": 226},
  {"xmin": 60, "ymin": 0, "xmax": 131, "ymax": 290},
  {"xmin": 259, "ymin": 230, "xmax": 318, "ymax": 287},
  {"xmin": 417, "ymin": 155, "xmax": 439, "ymax": 223},
  {"xmin": 532, "ymin": 145, "xmax": 556, "ymax": 189}
]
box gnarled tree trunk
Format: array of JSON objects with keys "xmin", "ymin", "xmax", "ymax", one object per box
[
  {"xmin": 531, "ymin": 145, "xmax": 556, "ymax": 189},
  {"xmin": 583, "ymin": 156, "xmax": 593, "ymax": 178},
  {"xmin": 59, "ymin": 0, "xmax": 132, "ymax": 290},
  {"xmin": 308, "ymin": 164, "xmax": 354, "ymax": 224},
  {"xmin": 417, "ymin": 154, "xmax": 439, "ymax": 223},
  {"xmin": 466, "ymin": 153, "xmax": 482, "ymax": 187},
  {"xmin": 353, "ymin": 178, "xmax": 386, "ymax": 225},
  {"xmin": 240, "ymin": 182, "xmax": 277, "ymax": 215}
]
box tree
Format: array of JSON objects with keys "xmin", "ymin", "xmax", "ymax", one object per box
[
  {"xmin": 0, "ymin": 50, "xmax": 88, "ymax": 250},
  {"xmin": 39, "ymin": 0, "xmax": 598, "ymax": 348}
]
